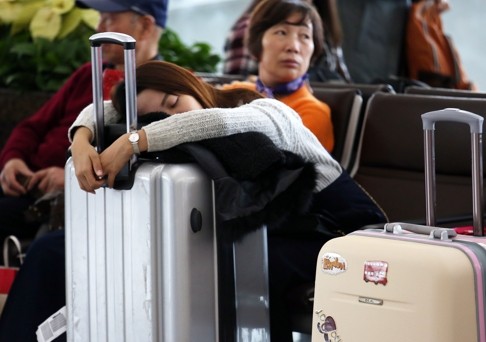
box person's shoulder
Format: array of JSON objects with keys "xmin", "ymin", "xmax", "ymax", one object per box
[
  {"xmin": 286, "ymin": 85, "xmax": 331, "ymax": 112},
  {"xmin": 62, "ymin": 62, "xmax": 93, "ymax": 84},
  {"xmin": 221, "ymin": 80, "xmax": 256, "ymax": 91},
  {"xmin": 71, "ymin": 62, "xmax": 93, "ymax": 75},
  {"xmin": 250, "ymin": 98, "xmax": 299, "ymax": 115}
]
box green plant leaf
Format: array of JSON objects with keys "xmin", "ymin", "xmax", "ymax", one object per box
[
  {"xmin": 10, "ymin": 41, "xmax": 35, "ymax": 56},
  {"xmin": 80, "ymin": 8, "xmax": 99, "ymax": 30},
  {"xmin": 30, "ymin": 7, "xmax": 61, "ymax": 40},
  {"xmin": 8, "ymin": 2, "xmax": 44, "ymax": 34},
  {"xmin": 51, "ymin": 0, "xmax": 75, "ymax": 15},
  {"xmin": 159, "ymin": 28, "xmax": 221, "ymax": 73},
  {"xmin": 58, "ymin": 6, "xmax": 82, "ymax": 38}
]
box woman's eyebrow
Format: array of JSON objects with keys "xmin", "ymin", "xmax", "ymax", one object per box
[{"xmin": 283, "ymin": 20, "xmax": 311, "ymax": 29}]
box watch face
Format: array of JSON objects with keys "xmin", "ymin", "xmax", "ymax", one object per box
[{"xmin": 129, "ymin": 133, "xmax": 139, "ymax": 143}]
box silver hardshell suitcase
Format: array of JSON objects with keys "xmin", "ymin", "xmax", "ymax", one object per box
[{"xmin": 65, "ymin": 32, "xmax": 270, "ymax": 342}]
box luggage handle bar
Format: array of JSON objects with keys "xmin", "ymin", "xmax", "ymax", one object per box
[
  {"xmin": 422, "ymin": 108, "xmax": 484, "ymax": 236},
  {"xmin": 384, "ymin": 222, "xmax": 457, "ymax": 240},
  {"xmin": 90, "ymin": 32, "xmax": 137, "ymax": 156}
]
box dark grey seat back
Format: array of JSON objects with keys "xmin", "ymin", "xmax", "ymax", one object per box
[
  {"xmin": 405, "ymin": 86, "xmax": 486, "ymax": 98},
  {"xmin": 353, "ymin": 92, "xmax": 486, "ymax": 223},
  {"xmin": 311, "ymin": 83, "xmax": 394, "ymax": 171},
  {"xmin": 311, "ymin": 87, "xmax": 362, "ymax": 170}
]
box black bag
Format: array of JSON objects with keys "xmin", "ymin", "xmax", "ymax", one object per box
[{"xmin": 24, "ymin": 190, "xmax": 64, "ymax": 231}]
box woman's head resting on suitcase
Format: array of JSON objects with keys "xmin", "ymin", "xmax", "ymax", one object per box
[
  {"xmin": 246, "ymin": 0, "xmax": 325, "ymax": 87},
  {"xmin": 112, "ymin": 60, "xmax": 264, "ymax": 117}
]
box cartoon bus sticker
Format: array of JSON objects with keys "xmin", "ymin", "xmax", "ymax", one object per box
[{"xmin": 363, "ymin": 260, "xmax": 388, "ymax": 285}]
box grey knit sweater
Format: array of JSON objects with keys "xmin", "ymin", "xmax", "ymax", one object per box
[{"xmin": 69, "ymin": 98, "xmax": 342, "ymax": 192}]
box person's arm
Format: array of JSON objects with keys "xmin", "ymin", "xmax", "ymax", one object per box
[
  {"xmin": 98, "ymin": 129, "xmax": 148, "ymax": 188},
  {"xmin": 93, "ymin": 100, "xmax": 290, "ymax": 188},
  {"xmin": 68, "ymin": 100, "xmax": 121, "ymax": 143},
  {"xmin": 142, "ymin": 99, "xmax": 299, "ymax": 151},
  {"xmin": 0, "ymin": 63, "xmax": 96, "ymax": 196},
  {"xmin": 68, "ymin": 101, "xmax": 121, "ymax": 192},
  {"xmin": 0, "ymin": 63, "xmax": 93, "ymax": 172},
  {"xmin": 70, "ymin": 127, "xmax": 105, "ymax": 193},
  {"xmin": 297, "ymin": 101, "xmax": 334, "ymax": 152},
  {"xmin": 281, "ymin": 87, "xmax": 334, "ymax": 152}
]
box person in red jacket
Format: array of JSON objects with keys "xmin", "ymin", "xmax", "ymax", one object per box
[{"xmin": 0, "ymin": 0, "xmax": 166, "ymax": 246}]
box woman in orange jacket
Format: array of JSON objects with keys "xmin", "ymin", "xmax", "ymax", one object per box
[{"xmin": 222, "ymin": 0, "xmax": 334, "ymax": 152}]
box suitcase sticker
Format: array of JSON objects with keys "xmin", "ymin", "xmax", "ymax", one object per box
[
  {"xmin": 320, "ymin": 252, "xmax": 347, "ymax": 275},
  {"xmin": 363, "ymin": 260, "xmax": 388, "ymax": 285},
  {"xmin": 314, "ymin": 309, "xmax": 342, "ymax": 342}
]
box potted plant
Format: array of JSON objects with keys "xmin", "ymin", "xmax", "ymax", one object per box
[
  {"xmin": 0, "ymin": 0, "xmax": 99, "ymax": 92},
  {"xmin": 0, "ymin": 0, "xmax": 221, "ymax": 146},
  {"xmin": 0, "ymin": 0, "xmax": 221, "ymax": 93}
]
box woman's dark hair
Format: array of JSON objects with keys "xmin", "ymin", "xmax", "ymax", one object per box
[
  {"xmin": 246, "ymin": 0, "xmax": 325, "ymax": 64},
  {"xmin": 112, "ymin": 61, "xmax": 263, "ymax": 115}
]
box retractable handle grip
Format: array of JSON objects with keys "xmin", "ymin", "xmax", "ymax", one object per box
[
  {"xmin": 90, "ymin": 32, "xmax": 136, "ymax": 48},
  {"xmin": 384, "ymin": 222, "xmax": 457, "ymax": 239},
  {"xmin": 422, "ymin": 108, "xmax": 484, "ymax": 134},
  {"xmin": 89, "ymin": 32, "xmax": 137, "ymax": 153},
  {"xmin": 421, "ymin": 108, "xmax": 484, "ymax": 236}
]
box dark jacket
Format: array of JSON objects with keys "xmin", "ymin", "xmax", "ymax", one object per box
[{"xmin": 143, "ymin": 131, "xmax": 317, "ymax": 241}]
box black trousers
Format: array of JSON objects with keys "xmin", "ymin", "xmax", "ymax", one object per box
[
  {"xmin": 0, "ymin": 230, "xmax": 66, "ymax": 342},
  {"xmin": 267, "ymin": 170, "xmax": 387, "ymax": 341},
  {"xmin": 0, "ymin": 189, "xmax": 40, "ymax": 241}
]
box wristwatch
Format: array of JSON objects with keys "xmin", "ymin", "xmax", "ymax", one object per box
[{"xmin": 128, "ymin": 131, "xmax": 140, "ymax": 155}]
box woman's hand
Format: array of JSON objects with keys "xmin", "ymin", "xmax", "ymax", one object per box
[
  {"xmin": 71, "ymin": 127, "xmax": 105, "ymax": 193},
  {"xmin": 99, "ymin": 133, "xmax": 135, "ymax": 188},
  {"xmin": 100, "ymin": 130, "xmax": 148, "ymax": 188},
  {"xmin": 71, "ymin": 128, "xmax": 147, "ymax": 191}
]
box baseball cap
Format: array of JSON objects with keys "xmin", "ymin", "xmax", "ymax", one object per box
[{"xmin": 76, "ymin": 0, "xmax": 168, "ymax": 28}]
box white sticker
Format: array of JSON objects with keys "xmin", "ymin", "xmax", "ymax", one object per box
[
  {"xmin": 321, "ymin": 252, "xmax": 347, "ymax": 275},
  {"xmin": 36, "ymin": 306, "xmax": 66, "ymax": 342}
]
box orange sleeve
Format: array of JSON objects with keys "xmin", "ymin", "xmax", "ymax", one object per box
[
  {"xmin": 280, "ymin": 89, "xmax": 334, "ymax": 152},
  {"xmin": 220, "ymin": 81, "xmax": 256, "ymax": 91},
  {"xmin": 297, "ymin": 101, "xmax": 334, "ymax": 152}
]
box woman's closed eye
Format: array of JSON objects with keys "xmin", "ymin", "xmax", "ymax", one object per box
[
  {"xmin": 169, "ymin": 95, "xmax": 179, "ymax": 108},
  {"xmin": 161, "ymin": 93, "xmax": 178, "ymax": 108},
  {"xmin": 137, "ymin": 89, "xmax": 203, "ymax": 116}
]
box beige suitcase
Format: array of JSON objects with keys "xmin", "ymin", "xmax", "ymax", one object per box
[{"xmin": 311, "ymin": 109, "xmax": 486, "ymax": 341}]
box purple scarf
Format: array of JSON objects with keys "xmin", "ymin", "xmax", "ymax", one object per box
[{"xmin": 256, "ymin": 74, "xmax": 308, "ymax": 98}]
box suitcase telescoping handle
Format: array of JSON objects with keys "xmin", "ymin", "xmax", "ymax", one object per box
[
  {"xmin": 422, "ymin": 108, "xmax": 484, "ymax": 236},
  {"xmin": 90, "ymin": 32, "xmax": 137, "ymax": 154},
  {"xmin": 384, "ymin": 222, "xmax": 457, "ymax": 240}
]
